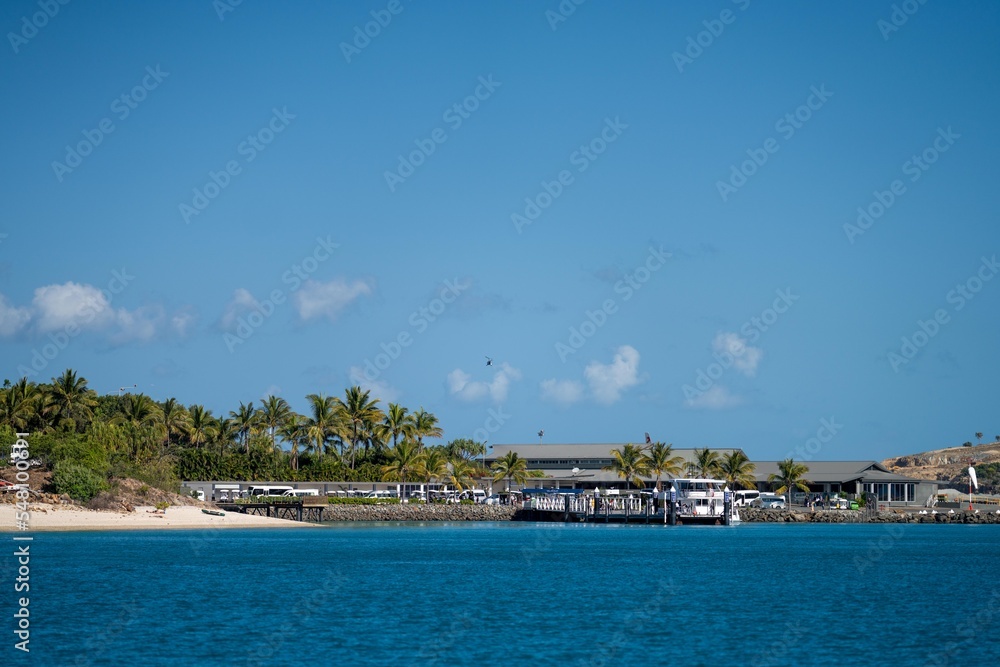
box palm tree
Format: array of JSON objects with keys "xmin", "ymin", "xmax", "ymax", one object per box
[
  {"xmin": 412, "ymin": 408, "xmax": 443, "ymax": 449},
  {"xmin": 718, "ymin": 450, "xmax": 757, "ymax": 490},
  {"xmin": 603, "ymin": 443, "xmax": 651, "ymax": 490},
  {"xmin": 113, "ymin": 394, "xmax": 164, "ymax": 460},
  {"xmin": 382, "ymin": 440, "xmax": 422, "ymax": 502},
  {"xmin": 689, "ymin": 447, "xmax": 722, "ymax": 478},
  {"xmin": 448, "ymin": 456, "xmax": 480, "ymax": 492},
  {"xmin": 383, "ymin": 403, "xmax": 415, "ymax": 448},
  {"xmin": 187, "ymin": 405, "xmax": 218, "ymax": 449},
  {"xmin": 304, "ymin": 393, "xmax": 342, "ymax": 461},
  {"xmin": 337, "ymin": 386, "xmax": 383, "ymax": 468},
  {"xmin": 767, "ymin": 458, "xmax": 810, "ymax": 508},
  {"xmin": 644, "ymin": 442, "xmax": 684, "ymax": 491},
  {"xmin": 278, "ymin": 413, "xmax": 306, "ymax": 470},
  {"xmin": 44, "ymin": 369, "xmax": 97, "ymax": 432},
  {"xmin": 229, "ymin": 401, "xmax": 259, "ymax": 454},
  {"xmin": 260, "ymin": 395, "xmax": 292, "ymax": 454},
  {"xmin": 419, "ymin": 447, "xmax": 450, "ymax": 495},
  {"xmin": 159, "ymin": 398, "xmax": 191, "ymax": 448},
  {"xmin": 975, "ymin": 432, "xmax": 984, "ymax": 445},
  {"xmin": 0, "ymin": 378, "xmax": 40, "ymax": 432},
  {"xmin": 491, "ymin": 451, "xmax": 532, "ymax": 492}
]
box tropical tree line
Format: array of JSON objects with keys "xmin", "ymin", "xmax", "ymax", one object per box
[
  {"xmin": 0, "ymin": 369, "xmax": 486, "ymax": 496},
  {"xmin": 601, "ymin": 444, "xmax": 760, "ymax": 491},
  {"xmin": 600, "ymin": 443, "xmax": 811, "ymax": 501}
]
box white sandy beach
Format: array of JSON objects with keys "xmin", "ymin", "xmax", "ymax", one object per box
[{"xmin": 0, "ymin": 503, "xmax": 321, "ymax": 532}]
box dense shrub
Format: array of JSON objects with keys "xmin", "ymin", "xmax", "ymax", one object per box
[{"xmin": 52, "ymin": 461, "xmax": 107, "ymax": 502}]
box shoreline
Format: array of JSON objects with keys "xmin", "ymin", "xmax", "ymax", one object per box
[
  {"xmin": 3, "ymin": 502, "xmax": 997, "ymax": 532},
  {"xmin": 0, "ymin": 503, "xmax": 320, "ymax": 532}
]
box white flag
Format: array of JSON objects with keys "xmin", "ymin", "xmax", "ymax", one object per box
[{"xmin": 969, "ymin": 466, "xmax": 979, "ymax": 491}]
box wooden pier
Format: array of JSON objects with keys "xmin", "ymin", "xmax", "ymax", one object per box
[
  {"xmin": 520, "ymin": 495, "xmax": 735, "ymax": 526},
  {"xmin": 216, "ymin": 498, "xmax": 327, "ymax": 523}
]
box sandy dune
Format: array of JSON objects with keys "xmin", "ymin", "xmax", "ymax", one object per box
[{"xmin": 0, "ymin": 503, "xmax": 321, "ymax": 532}]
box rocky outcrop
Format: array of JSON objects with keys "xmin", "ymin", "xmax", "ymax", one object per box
[{"xmin": 321, "ymin": 503, "xmax": 520, "ymax": 522}]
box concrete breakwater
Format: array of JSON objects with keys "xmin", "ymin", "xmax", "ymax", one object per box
[
  {"xmin": 321, "ymin": 503, "xmax": 520, "ymax": 522},
  {"xmin": 740, "ymin": 507, "xmax": 1000, "ymax": 524}
]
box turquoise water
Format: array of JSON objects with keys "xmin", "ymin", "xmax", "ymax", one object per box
[{"xmin": 21, "ymin": 522, "xmax": 1000, "ymax": 666}]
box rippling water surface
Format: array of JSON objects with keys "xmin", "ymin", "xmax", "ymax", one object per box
[{"xmin": 27, "ymin": 522, "xmax": 1000, "ymax": 666}]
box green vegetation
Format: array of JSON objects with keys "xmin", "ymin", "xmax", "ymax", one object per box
[
  {"xmin": 0, "ymin": 368, "xmax": 488, "ymax": 499},
  {"xmin": 51, "ymin": 461, "xmax": 107, "ymax": 502},
  {"xmin": 602, "ymin": 443, "xmax": 651, "ymax": 489},
  {"xmin": 718, "ymin": 450, "xmax": 757, "ymax": 490},
  {"xmin": 767, "ymin": 458, "xmax": 811, "ymax": 507}
]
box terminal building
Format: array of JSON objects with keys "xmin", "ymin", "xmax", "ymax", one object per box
[{"xmin": 486, "ymin": 444, "xmax": 938, "ymax": 507}]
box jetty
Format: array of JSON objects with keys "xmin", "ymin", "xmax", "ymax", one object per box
[
  {"xmin": 520, "ymin": 493, "xmax": 736, "ymax": 525},
  {"xmin": 216, "ymin": 496, "xmax": 327, "ymax": 523}
]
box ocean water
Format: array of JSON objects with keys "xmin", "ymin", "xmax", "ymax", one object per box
[{"xmin": 20, "ymin": 522, "xmax": 1000, "ymax": 666}]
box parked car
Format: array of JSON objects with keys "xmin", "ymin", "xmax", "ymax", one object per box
[{"xmin": 753, "ymin": 493, "xmax": 787, "ymax": 509}]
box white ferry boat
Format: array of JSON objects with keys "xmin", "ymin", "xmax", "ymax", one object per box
[{"xmin": 668, "ymin": 478, "xmax": 741, "ymax": 524}]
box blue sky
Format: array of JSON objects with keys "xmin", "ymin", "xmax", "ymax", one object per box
[{"xmin": 2, "ymin": 0, "xmax": 998, "ymax": 462}]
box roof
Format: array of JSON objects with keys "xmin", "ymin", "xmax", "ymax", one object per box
[
  {"xmin": 487, "ymin": 446, "xmax": 936, "ymax": 487},
  {"xmin": 487, "ymin": 443, "xmax": 744, "ymax": 465}
]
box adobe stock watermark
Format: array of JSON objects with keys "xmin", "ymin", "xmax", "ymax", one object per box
[
  {"xmin": 511, "ymin": 116, "xmax": 628, "ymax": 233},
  {"xmin": 545, "ymin": 0, "xmax": 587, "ymax": 31},
  {"xmin": 877, "ymin": 0, "xmax": 929, "ymax": 41},
  {"xmin": 887, "ymin": 255, "xmax": 997, "ymax": 372},
  {"xmin": 51, "ymin": 65, "xmax": 169, "ymax": 183},
  {"xmin": 384, "ymin": 75, "xmax": 502, "ymax": 192},
  {"xmin": 213, "ymin": 0, "xmax": 244, "ymax": 21},
  {"xmin": 784, "ymin": 417, "xmax": 843, "ymax": 462},
  {"xmin": 358, "ymin": 278, "xmax": 471, "ymax": 382},
  {"xmin": 471, "ymin": 406, "xmax": 511, "ymax": 450},
  {"xmin": 672, "ymin": 0, "xmax": 751, "ymax": 73},
  {"xmin": 854, "ymin": 523, "xmax": 907, "ymax": 575},
  {"xmin": 223, "ymin": 236, "xmax": 340, "ymax": 352},
  {"xmin": 555, "ymin": 245, "xmax": 670, "ymax": 362},
  {"xmin": 682, "ymin": 288, "xmax": 798, "ymax": 403},
  {"xmin": 923, "ymin": 587, "xmax": 1000, "ymax": 667},
  {"xmin": 843, "ymin": 126, "xmax": 959, "ymax": 244},
  {"xmin": 716, "ymin": 84, "xmax": 833, "ymax": 202},
  {"xmin": 179, "ymin": 107, "xmax": 295, "ymax": 224},
  {"xmin": 340, "ymin": 0, "xmax": 408, "ymax": 63},
  {"xmin": 7, "ymin": 0, "xmax": 71, "ymax": 54},
  {"xmin": 16, "ymin": 269, "xmax": 134, "ymax": 379},
  {"xmin": 750, "ymin": 621, "xmax": 805, "ymax": 667}
]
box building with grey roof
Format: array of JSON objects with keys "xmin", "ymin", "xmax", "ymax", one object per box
[{"xmin": 487, "ymin": 444, "xmax": 938, "ymax": 506}]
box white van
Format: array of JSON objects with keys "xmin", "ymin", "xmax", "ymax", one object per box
[
  {"xmin": 247, "ymin": 485, "xmax": 294, "ymax": 497},
  {"xmin": 283, "ymin": 489, "xmax": 319, "ymax": 497},
  {"xmin": 734, "ymin": 490, "xmax": 760, "ymax": 507}
]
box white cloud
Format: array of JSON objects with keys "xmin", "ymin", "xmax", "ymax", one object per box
[
  {"xmin": 683, "ymin": 385, "xmax": 743, "ymax": 410},
  {"xmin": 712, "ymin": 331, "xmax": 762, "ymax": 377},
  {"xmin": 294, "ymin": 278, "xmax": 373, "ymax": 321},
  {"xmin": 32, "ymin": 282, "xmax": 114, "ymax": 332},
  {"xmin": 0, "ymin": 294, "xmax": 31, "ymax": 336},
  {"xmin": 448, "ymin": 362, "xmax": 521, "ymax": 403},
  {"xmin": 0, "ymin": 282, "xmax": 190, "ymax": 344},
  {"xmin": 584, "ymin": 345, "xmax": 641, "ymax": 404},
  {"xmin": 220, "ymin": 288, "xmax": 261, "ymax": 330},
  {"xmin": 171, "ymin": 308, "xmax": 197, "ymax": 337},
  {"xmin": 540, "ymin": 378, "xmax": 584, "ymax": 406},
  {"xmin": 348, "ymin": 366, "xmax": 399, "ymax": 403}
]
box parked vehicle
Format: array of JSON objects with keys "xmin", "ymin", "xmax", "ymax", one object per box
[
  {"xmin": 733, "ymin": 490, "xmax": 760, "ymax": 507},
  {"xmin": 753, "ymin": 493, "xmax": 787, "ymax": 509}
]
